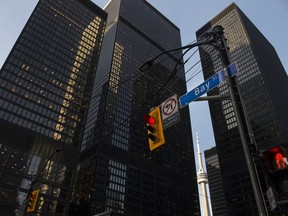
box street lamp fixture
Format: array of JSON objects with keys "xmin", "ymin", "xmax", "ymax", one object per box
[
  {"xmin": 139, "ymin": 59, "xmax": 155, "ymax": 72},
  {"xmin": 139, "ymin": 40, "xmax": 216, "ymax": 72}
]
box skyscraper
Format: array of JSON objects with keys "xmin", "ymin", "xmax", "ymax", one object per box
[
  {"xmin": 72, "ymin": 0, "xmax": 199, "ymax": 215},
  {"xmin": 0, "ymin": 0, "xmax": 107, "ymax": 215},
  {"xmin": 204, "ymin": 147, "xmax": 228, "ymax": 216},
  {"xmin": 197, "ymin": 3, "xmax": 288, "ymax": 215}
]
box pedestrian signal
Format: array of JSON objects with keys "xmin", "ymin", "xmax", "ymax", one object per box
[{"xmin": 263, "ymin": 146, "xmax": 288, "ymax": 172}]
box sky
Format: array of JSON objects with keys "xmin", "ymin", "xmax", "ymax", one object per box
[{"xmin": 1, "ymin": 1, "xmax": 287, "ymax": 215}]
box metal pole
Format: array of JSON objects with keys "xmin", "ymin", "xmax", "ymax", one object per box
[
  {"xmin": 213, "ymin": 25, "xmax": 267, "ymax": 216},
  {"xmin": 139, "ymin": 27, "xmax": 268, "ymax": 215}
]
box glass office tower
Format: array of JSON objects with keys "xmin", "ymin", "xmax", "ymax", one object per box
[
  {"xmin": 72, "ymin": 0, "xmax": 200, "ymax": 216},
  {"xmin": 196, "ymin": 3, "xmax": 288, "ymax": 216},
  {"xmin": 0, "ymin": 0, "xmax": 107, "ymax": 215},
  {"xmin": 204, "ymin": 147, "xmax": 229, "ymax": 216}
]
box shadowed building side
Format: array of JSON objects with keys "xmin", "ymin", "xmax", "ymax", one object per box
[
  {"xmin": 197, "ymin": 3, "xmax": 288, "ymax": 215},
  {"xmin": 0, "ymin": 0, "xmax": 107, "ymax": 215}
]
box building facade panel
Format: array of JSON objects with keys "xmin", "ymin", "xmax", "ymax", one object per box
[
  {"xmin": 0, "ymin": 0, "xmax": 107, "ymax": 215},
  {"xmin": 73, "ymin": 0, "xmax": 199, "ymax": 216},
  {"xmin": 204, "ymin": 147, "xmax": 229, "ymax": 216}
]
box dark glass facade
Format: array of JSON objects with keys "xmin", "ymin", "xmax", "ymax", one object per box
[
  {"xmin": 0, "ymin": 0, "xmax": 107, "ymax": 215},
  {"xmin": 72, "ymin": 0, "xmax": 200, "ymax": 216},
  {"xmin": 197, "ymin": 3, "xmax": 288, "ymax": 216},
  {"xmin": 204, "ymin": 147, "xmax": 228, "ymax": 216}
]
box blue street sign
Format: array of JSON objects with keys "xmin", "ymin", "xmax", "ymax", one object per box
[
  {"xmin": 179, "ymin": 63, "xmax": 237, "ymax": 108},
  {"xmin": 228, "ymin": 63, "xmax": 237, "ymax": 77}
]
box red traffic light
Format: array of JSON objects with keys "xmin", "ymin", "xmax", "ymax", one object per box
[
  {"xmin": 263, "ymin": 146, "xmax": 288, "ymax": 172},
  {"xmin": 144, "ymin": 107, "xmax": 165, "ymax": 151},
  {"xmin": 144, "ymin": 113, "xmax": 158, "ymax": 143},
  {"xmin": 275, "ymin": 152, "xmax": 287, "ymax": 170},
  {"xmin": 144, "ymin": 114, "xmax": 155, "ymax": 125}
]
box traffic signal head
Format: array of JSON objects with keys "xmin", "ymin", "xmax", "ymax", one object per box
[
  {"xmin": 144, "ymin": 106, "xmax": 165, "ymax": 151},
  {"xmin": 27, "ymin": 189, "xmax": 39, "ymax": 212},
  {"xmin": 263, "ymin": 146, "xmax": 288, "ymax": 173},
  {"xmin": 263, "ymin": 146, "xmax": 288, "ymax": 200}
]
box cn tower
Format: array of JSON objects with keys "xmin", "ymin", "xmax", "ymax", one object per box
[{"xmin": 196, "ymin": 132, "xmax": 211, "ymax": 216}]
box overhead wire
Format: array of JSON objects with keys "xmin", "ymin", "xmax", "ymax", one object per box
[
  {"xmin": 164, "ymin": 49, "xmax": 203, "ymax": 94},
  {"xmin": 102, "ymin": 43, "xmax": 198, "ymax": 139},
  {"xmin": 186, "ymin": 69, "xmax": 203, "ymax": 83},
  {"xmin": 185, "ymin": 59, "xmax": 201, "ymax": 75},
  {"xmin": 184, "ymin": 50, "xmax": 200, "ymax": 74},
  {"xmin": 84, "ymin": 39, "xmax": 199, "ymax": 106}
]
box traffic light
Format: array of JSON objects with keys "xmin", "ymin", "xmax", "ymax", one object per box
[
  {"xmin": 262, "ymin": 146, "xmax": 288, "ymax": 173},
  {"xmin": 144, "ymin": 106, "xmax": 165, "ymax": 151},
  {"xmin": 262, "ymin": 146, "xmax": 288, "ymax": 206},
  {"xmin": 27, "ymin": 189, "xmax": 39, "ymax": 212}
]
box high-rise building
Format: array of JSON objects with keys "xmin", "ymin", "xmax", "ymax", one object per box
[
  {"xmin": 0, "ymin": 0, "xmax": 107, "ymax": 215},
  {"xmin": 197, "ymin": 3, "xmax": 288, "ymax": 215},
  {"xmin": 204, "ymin": 147, "xmax": 228, "ymax": 216},
  {"xmin": 72, "ymin": 0, "xmax": 200, "ymax": 215}
]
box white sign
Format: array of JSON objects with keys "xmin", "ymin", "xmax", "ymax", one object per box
[
  {"xmin": 267, "ymin": 187, "xmax": 277, "ymax": 211},
  {"xmin": 162, "ymin": 112, "xmax": 180, "ymax": 130},
  {"xmin": 161, "ymin": 95, "xmax": 180, "ymax": 130},
  {"xmin": 161, "ymin": 94, "xmax": 179, "ymax": 120}
]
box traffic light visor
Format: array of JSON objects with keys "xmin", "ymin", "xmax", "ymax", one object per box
[{"xmin": 144, "ymin": 114, "xmax": 155, "ymax": 125}]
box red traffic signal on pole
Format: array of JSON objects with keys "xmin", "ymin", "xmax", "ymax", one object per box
[
  {"xmin": 263, "ymin": 146, "xmax": 288, "ymax": 173},
  {"xmin": 27, "ymin": 189, "xmax": 39, "ymax": 212},
  {"xmin": 262, "ymin": 146, "xmax": 288, "ymax": 202},
  {"xmin": 144, "ymin": 114, "xmax": 156, "ymax": 125},
  {"xmin": 144, "ymin": 106, "xmax": 165, "ymax": 151}
]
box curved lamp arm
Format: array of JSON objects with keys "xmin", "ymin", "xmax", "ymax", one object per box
[{"xmin": 139, "ymin": 39, "xmax": 217, "ymax": 72}]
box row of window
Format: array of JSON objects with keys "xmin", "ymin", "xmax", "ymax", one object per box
[{"xmin": 48, "ymin": 0, "xmax": 105, "ymax": 29}]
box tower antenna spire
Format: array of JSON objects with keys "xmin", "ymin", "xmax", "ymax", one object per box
[{"xmin": 196, "ymin": 132, "xmax": 211, "ymax": 216}]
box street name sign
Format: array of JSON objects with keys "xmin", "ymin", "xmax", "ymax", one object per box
[
  {"xmin": 179, "ymin": 63, "xmax": 237, "ymax": 108},
  {"xmin": 227, "ymin": 63, "xmax": 237, "ymax": 77}
]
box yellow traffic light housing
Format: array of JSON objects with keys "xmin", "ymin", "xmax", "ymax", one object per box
[
  {"xmin": 144, "ymin": 106, "xmax": 165, "ymax": 151},
  {"xmin": 27, "ymin": 189, "xmax": 39, "ymax": 212}
]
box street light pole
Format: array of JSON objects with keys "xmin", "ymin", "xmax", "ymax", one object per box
[
  {"xmin": 21, "ymin": 148, "xmax": 63, "ymax": 215},
  {"xmin": 213, "ymin": 25, "xmax": 267, "ymax": 216},
  {"xmin": 139, "ymin": 25, "xmax": 267, "ymax": 216}
]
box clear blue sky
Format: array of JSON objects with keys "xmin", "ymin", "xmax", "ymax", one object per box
[{"xmin": 1, "ymin": 1, "xmax": 287, "ymax": 215}]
